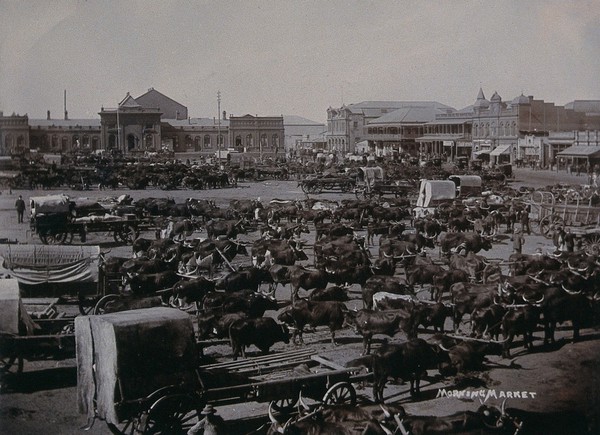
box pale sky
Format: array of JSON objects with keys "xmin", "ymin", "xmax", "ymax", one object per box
[{"xmin": 1, "ymin": 0, "xmax": 599, "ymax": 124}]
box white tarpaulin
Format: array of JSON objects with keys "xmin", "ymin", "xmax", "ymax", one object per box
[{"xmin": 0, "ymin": 245, "xmax": 100, "ymax": 285}]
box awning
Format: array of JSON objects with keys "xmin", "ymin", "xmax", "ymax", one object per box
[
  {"xmin": 557, "ymin": 145, "xmax": 600, "ymax": 157},
  {"xmin": 416, "ymin": 134, "xmax": 465, "ymax": 142},
  {"xmin": 489, "ymin": 144, "xmax": 512, "ymax": 156}
]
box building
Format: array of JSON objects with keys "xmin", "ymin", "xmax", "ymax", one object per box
[
  {"xmin": 228, "ymin": 114, "xmax": 284, "ymax": 161},
  {"xmin": 0, "ymin": 112, "xmax": 30, "ymax": 155},
  {"xmin": 283, "ymin": 115, "xmax": 326, "ymax": 158},
  {"xmin": 135, "ymin": 88, "xmax": 187, "ymax": 120},
  {"xmin": 363, "ymin": 102, "xmax": 455, "ymax": 157}
]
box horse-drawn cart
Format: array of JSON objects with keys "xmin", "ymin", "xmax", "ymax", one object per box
[
  {"xmin": 0, "ymin": 279, "xmax": 75, "ymax": 381},
  {"xmin": 77, "ymin": 307, "xmax": 368, "ymax": 434},
  {"xmin": 528, "ymin": 190, "xmax": 600, "ymax": 254},
  {"xmin": 29, "ymin": 194, "xmax": 141, "ymax": 245}
]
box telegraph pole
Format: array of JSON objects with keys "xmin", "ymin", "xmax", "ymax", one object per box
[{"xmin": 217, "ymin": 90, "xmax": 221, "ymax": 164}]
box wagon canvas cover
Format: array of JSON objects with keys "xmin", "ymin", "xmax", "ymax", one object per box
[{"xmin": 0, "ymin": 245, "xmax": 100, "ymax": 285}]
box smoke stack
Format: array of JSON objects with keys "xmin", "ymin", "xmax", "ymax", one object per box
[
  {"xmin": 47, "ymin": 110, "xmax": 51, "ymax": 120},
  {"xmin": 64, "ymin": 90, "xmax": 68, "ymax": 120}
]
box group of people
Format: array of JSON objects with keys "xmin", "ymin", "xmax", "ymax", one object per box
[{"xmin": 553, "ymin": 226, "xmax": 577, "ymax": 253}]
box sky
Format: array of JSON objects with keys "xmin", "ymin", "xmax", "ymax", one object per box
[{"xmin": 1, "ymin": 0, "xmax": 599, "ymax": 124}]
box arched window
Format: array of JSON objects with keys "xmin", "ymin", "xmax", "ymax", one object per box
[
  {"xmin": 185, "ymin": 135, "xmax": 193, "ymax": 149},
  {"xmin": 126, "ymin": 134, "xmax": 136, "ymax": 151},
  {"xmin": 73, "ymin": 135, "xmax": 80, "ymax": 148},
  {"xmin": 52, "ymin": 135, "xmax": 59, "ymax": 149},
  {"xmin": 82, "ymin": 135, "xmax": 90, "ymax": 147},
  {"xmin": 260, "ymin": 134, "xmax": 268, "ymax": 147},
  {"xmin": 145, "ymin": 134, "xmax": 154, "ymax": 149},
  {"xmin": 235, "ymin": 135, "xmax": 242, "ymax": 147},
  {"xmin": 246, "ymin": 134, "xmax": 253, "ymax": 147},
  {"xmin": 512, "ymin": 122, "xmax": 517, "ymax": 136},
  {"xmin": 491, "ymin": 122, "xmax": 496, "ymax": 137},
  {"xmin": 272, "ymin": 134, "xmax": 280, "ymax": 148},
  {"xmin": 194, "ymin": 136, "xmax": 201, "ymax": 151},
  {"xmin": 61, "ymin": 136, "xmax": 68, "ymax": 151},
  {"xmin": 204, "ymin": 135, "xmax": 211, "ymax": 148}
]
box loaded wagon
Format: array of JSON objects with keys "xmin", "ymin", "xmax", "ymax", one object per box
[
  {"xmin": 354, "ymin": 166, "xmax": 415, "ymax": 199},
  {"xmin": 0, "ymin": 244, "xmax": 104, "ymax": 314},
  {"xmin": 77, "ymin": 307, "xmax": 368, "ymax": 434},
  {"xmin": 29, "ymin": 194, "xmax": 142, "ymax": 245},
  {"xmin": 299, "ymin": 175, "xmax": 356, "ymax": 194},
  {"xmin": 0, "ymin": 279, "xmax": 75, "ymax": 380},
  {"xmin": 527, "ymin": 190, "xmax": 600, "ymax": 254}
]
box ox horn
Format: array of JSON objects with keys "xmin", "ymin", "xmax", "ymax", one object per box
[
  {"xmin": 438, "ymin": 343, "xmax": 452, "ymax": 352},
  {"xmin": 394, "ymin": 416, "xmax": 410, "ymax": 435},
  {"xmin": 268, "ymin": 402, "xmax": 279, "ymax": 425},
  {"xmin": 379, "ymin": 404, "xmax": 392, "ymax": 419},
  {"xmin": 568, "ymin": 259, "xmax": 589, "ymax": 273},
  {"xmin": 298, "ymin": 391, "xmax": 310, "ymax": 411},
  {"xmin": 500, "ymin": 398, "xmax": 507, "ymax": 415},
  {"xmin": 561, "ymin": 283, "xmax": 582, "ymax": 295},
  {"xmin": 380, "ymin": 424, "xmax": 394, "ymax": 435}
]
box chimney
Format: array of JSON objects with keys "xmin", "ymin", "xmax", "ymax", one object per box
[
  {"xmin": 47, "ymin": 110, "xmax": 51, "ymax": 120},
  {"xmin": 64, "ymin": 90, "xmax": 68, "ymax": 120},
  {"xmin": 222, "ymin": 110, "xmax": 227, "ymax": 120}
]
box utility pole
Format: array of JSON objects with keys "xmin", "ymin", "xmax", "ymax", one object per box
[{"xmin": 217, "ymin": 90, "xmax": 221, "ymax": 164}]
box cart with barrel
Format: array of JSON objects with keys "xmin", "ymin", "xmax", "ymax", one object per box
[{"xmin": 76, "ymin": 307, "xmax": 368, "ymax": 434}]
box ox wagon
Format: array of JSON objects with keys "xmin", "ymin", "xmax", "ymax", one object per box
[
  {"xmin": 527, "ymin": 190, "xmax": 600, "ymax": 254},
  {"xmin": 354, "ymin": 166, "xmax": 416, "ymax": 199},
  {"xmin": 29, "ymin": 195, "xmax": 141, "ymax": 245},
  {"xmin": 0, "ymin": 279, "xmax": 75, "ymax": 382},
  {"xmin": 77, "ymin": 307, "xmax": 368, "ymax": 434},
  {"xmin": 299, "ymin": 175, "xmax": 356, "ymax": 194}
]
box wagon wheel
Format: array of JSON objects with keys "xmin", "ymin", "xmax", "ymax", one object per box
[
  {"xmin": 322, "ymin": 382, "xmax": 356, "ymax": 406},
  {"xmin": 301, "ymin": 183, "xmax": 311, "ymax": 194},
  {"xmin": 309, "ymin": 184, "xmax": 323, "ymax": 194},
  {"xmin": 540, "ymin": 215, "xmax": 564, "ymax": 239},
  {"xmin": 114, "ymin": 225, "xmax": 139, "ymax": 244},
  {"xmin": 270, "ymin": 396, "xmax": 299, "ymax": 414},
  {"xmin": 106, "ymin": 419, "xmax": 139, "ymax": 435},
  {"xmin": 584, "ymin": 233, "xmax": 600, "ymax": 256},
  {"xmin": 0, "ymin": 354, "xmax": 23, "ymax": 375},
  {"xmin": 40, "ymin": 231, "xmax": 69, "ymax": 245},
  {"xmin": 93, "ymin": 294, "xmax": 121, "ymax": 314},
  {"xmin": 140, "ymin": 393, "xmax": 201, "ymax": 435}
]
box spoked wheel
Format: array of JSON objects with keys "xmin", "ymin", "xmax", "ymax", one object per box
[
  {"xmin": 40, "ymin": 231, "xmax": 69, "ymax": 245},
  {"xmin": 584, "ymin": 233, "xmax": 600, "ymax": 256},
  {"xmin": 114, "ymin": 225, "xmax": 139, "ymax": 244},
  {"xmin": 1, "ymin": 354, "xmax": 23, "ymax": 375},
  {"xmin": 322, "ymin": 382, "xmax": 356, "ymax": 406},
  {"xmin": 93, "ymin": 294, "xmax": 121, "ymax": 314},
  {"xmin": 107, "ymin": 419, "xmax": 139, "ymax": 435},
  {"xmin": 270, "ymin": 396, "xmax": 299, "ymax": 414},
  {"xmin": 540, "ymin": 215, "xmax": 564, "ymax": 238},
  {"xmin": 140, "ymin": 393, "xmax": 201, "ymax": 435}
]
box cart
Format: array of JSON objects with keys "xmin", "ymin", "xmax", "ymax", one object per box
[
  {"xmin": 299, "ymin": 175, "xmax": 356, "ymax": 194},
  {"xmin": 0, "ymin": 279, "xmax": 75, "ymax": 381},
  {"xmin": 29, "ymin": 195, "xmax": 141, "ymax": 245},
  {"xmin": 77, "ymin": 307, "xmax": 368, "ymax": 435},
  {"xmin": 528, "ymin": 190, "xmax": 600, "ymax": 254},
  {"xmin": 0, "ymin": 244, "xmax": 104, "ymax": 314}
]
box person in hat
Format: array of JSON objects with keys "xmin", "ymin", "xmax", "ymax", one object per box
[
  {"xmin": 512, "ymin": 227, "xmax": 524, "ymax": 254},
  {"xmin": 15, "ymin": 195, "xmax": 26, "ymax": 223},
  {"xmin": 187, "ymin": 404, "xmax": 227, "ymax": 435}
]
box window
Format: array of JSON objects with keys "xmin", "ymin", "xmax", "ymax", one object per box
[
  {"xmin": 204, "ymin": 135, "xmax": 211, "ymax": 148},
  {"xmin": 185, "ymin": 135, "xmax": 193, "ymax": 148},
  {"xmin": 260, "ymin": 134, "xmax": 268, "ymax": 147},
  {"xmin": 246, "ymin": 134, "xmax": 254, "ymax": 147},
  {"xmin": 194, "ymin": 136, "xmax": 201, "ymax": 150},
  {"xmin": 272, "ymin": 134, "xmax": 280, "ymax": 148}
]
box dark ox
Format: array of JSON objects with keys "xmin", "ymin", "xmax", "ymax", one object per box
[
  {"xmin": 215, "ymin": 266, "xmax": 272, "ymax": 293},
  {"xmin": 432, "ymin": 269, "xmax": 470, "ymax": 302},
  {"xmin": 450, "ymin": 283, "xmax": 499, "ymax": 331},
  {"xmin": 437, "ymin": 339, "xmax": 504, "ymax": 375},
  {"xmin": 345, "ymin": 308, "xmax": 417, "ymax": 355},
  {"xmin": 125, "ymin": 270, "xmax": 180, "ymax": 296},
  {"xmin": 277, "ymin": 299, "xmax": 346, "ymax": 345},
  {"xmin": 501, "ymin": 305, "xmax": 541, "ymax": 357},
  {"xmin": 447, "ymin": 252, "xmax": 489, "ymax": 282},
  {"xmin": 438, "ymin": 232, "xmax": 493, "ymax": 256},
  {"xmin": 371, "ymin": 338, "xmax": 446, "ymax": 402},
  {"xmin": 405, "ymin": 264, "xmax": 446, "ymax": 295},
  {"xmin": 252, "ymin": 238, "xmax": 308, "ymax": 266},
  {"xmin": 289, "ymin": 267, "xmax": 329, "ymax": 302},
  {"xmin": 308, "ymin": 285, "xmax": 349, "ymax": 302},
  {"xmin": 203, "ymin": 290, "xmax": 278, "ymax": 318},
  {"xmin": 171, "ymin": 276, "xmax": 215, "ymax": 307},
  {"xmin": 205, "ymin": 218, "xmax": 247, "ymax": 239},
  {"xmin": 228, "ymin": 317, "xmax": 289, "ymax": 359}
]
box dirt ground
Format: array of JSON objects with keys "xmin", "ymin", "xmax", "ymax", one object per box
[{"xmin": 0, "ymin": 167, "xmax": 599, "ymax": 434}]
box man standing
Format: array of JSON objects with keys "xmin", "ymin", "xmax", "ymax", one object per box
[
  {"xmin": 15, "ymin": 195, "xmax": 26, "ymax": 223},
  {"xmin": 512, "ymin": 228, "xmax": 525, "ymax": 254}
]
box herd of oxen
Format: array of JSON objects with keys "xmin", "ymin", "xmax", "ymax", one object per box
[{"xmin": 95, "ymin": 185, "xmax": 599, "ymax": 434}]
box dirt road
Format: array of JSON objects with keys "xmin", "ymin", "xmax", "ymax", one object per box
[{"xmin": 0, "ymin": 168, "xmax": 599, "ymax": 434}]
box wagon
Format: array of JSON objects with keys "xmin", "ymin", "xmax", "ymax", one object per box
[
  {"xmin": 0, "ymin": 244, "xmax": 104, "ymax": 315},
  {"xmin": 299, "ymin": 175, "xmax": 356, "ymax": 194},
  {"xmin": 29, "ymin": 194, "xmax": 141, "ymax": 245},
  {"xmin": 527, "ymin": 190, "xmax": 600, "ymax": 254},
  {"xmin": 76, "ymin": 307, "xmax": 368, "ymax": 434},
  {"xmin": 354, "ymin": 166, "xmax": 415, "ymax": 199},
  {"xmin": 0, "ymin": 279, "xmax": 75, "ymax": 381}
]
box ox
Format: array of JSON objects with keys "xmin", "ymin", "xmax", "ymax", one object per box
[
  {"xmin": 277, "ymin": 299, "xmax": 346, "ymax": 345},
  {"xmin": 229, "ymin": 317, "xmax": 289, "ymax": 359},
  {"xmin": 438, "ymin": 232, "xmax": 493, "ymax": 256}
]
